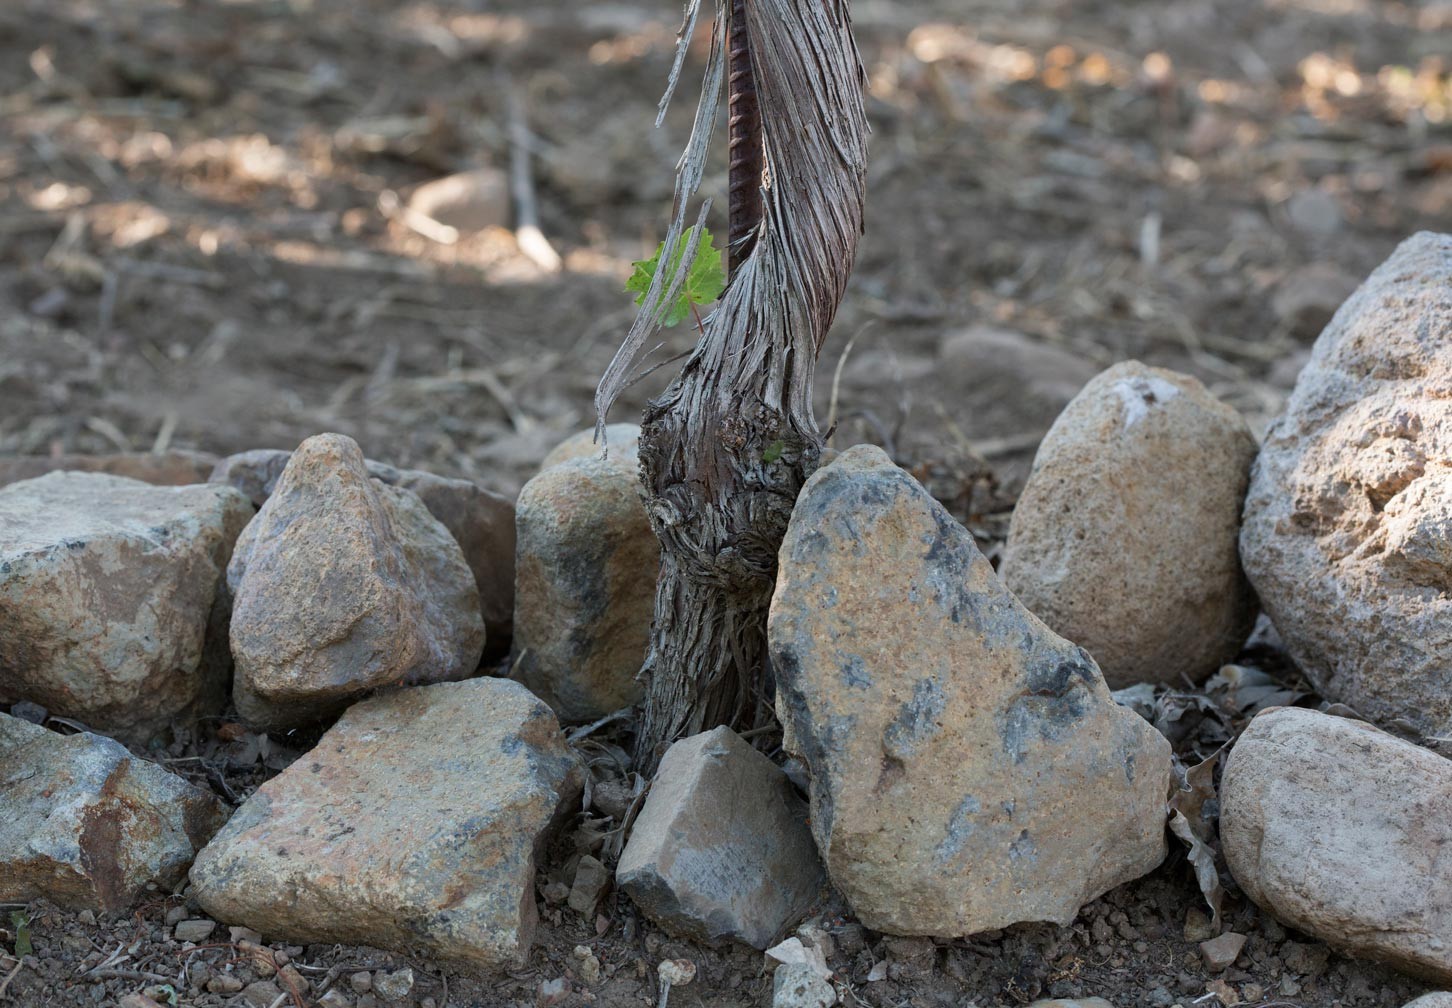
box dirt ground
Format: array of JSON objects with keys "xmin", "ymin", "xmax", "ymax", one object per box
[{"xmin": 2, "ymin": 0, "xmax": 1451, "ymax": 1006}]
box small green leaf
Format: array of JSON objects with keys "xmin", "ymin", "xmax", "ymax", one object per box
[
  {"xmin": 9, "ymin": 911, "xmax": 30, "ymax": 957},
  {"xmin": 625, "ymin": 226, "xmax": 725, "ymax": 327},
  {"xmin": 762, "ymin": 439, "xmax": 785, "ymax": 463}
]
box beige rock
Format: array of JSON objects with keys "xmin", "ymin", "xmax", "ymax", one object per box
[
  {"xmin": 1222, "ymin": 707, "xmax": 1452, "ymax": 983},
  {"xmin": 0, "ymin": 450, "xmax": 218, "ymax": 489},
  {"xmin": 211, "ymin": 448, "xmax": 515, "ymax": 656},
  {"xmin": 540, "ymin": 423, "xmax": 641, "ymax": 471},
  {"xmin": 1404, "ymin": 995, "xmax": 1452, "ymax": 1008},
  {"xmin": 618, "ymin": 727, "xmax": 824, "ymax": 949},
  {"xmin": 228, "ymin": 434, "xmax": 484, "ymax": 730},
  {"xmin": 1240, "ymin": 232, "xmax": 1452, "ymax": 743},
  {"xmin": 769, "ymin": 445, "xmax": 1170, "ymax": 936},
  {"xmin": 190, "ymin": 678, "xmax": 582, "ymax": 972},
  {"xmin": 0, "ymin": 713, "xmax": 229, "ymax": 913},
  {"xmin": 0, "ymin": 472, "xmax": 251, "ymax": 742},
  {"xmin": 511, "ymin": 451, "xmax": 656, "ymax": 722},
  {"xmin": 1001, "ymin": 362, "xmax": 1257, "ymax": 688}
]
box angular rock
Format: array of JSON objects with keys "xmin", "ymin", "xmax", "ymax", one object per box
[
  {"xmin": 0, "ymin": 472, "xmax": 251, "ymax": 742},
  {"xmin": 1000, "ymin": 362, "xmax": 1257, "ymax": 688},
  {"xmin": 0, "ymin": 450, "xmax": 218, "ymax": 489},
  {"xmin": 1222, "ymin": 707, "xmax": 1452, "ymax": 983},
  {"xmin": 540, "ymin": 424, "xmax": 641, "ymax": 471},
  {"xmin": 190, "ymin": 679, "xmax": 583, "ymax": 971},
  {"xmin": 227, "ymin": 434, "xmax": 484, "ymax": 730},
  {"xmin": 210, "ymin": 448, "xmax": 515, "ymax": 655},
  {"xmin": 0, "ymin": 713, "xmax": 229, "ymax": 913},
  {"xmin": 769, "ymin": 445, "xmax": 1171, "ymax": 936},
  {"xmin": 772, "ymin": 963, "xmax": 835, "ymax": 1008},
  {"xmin": 511, "ymin": 450, "xmax": 656, "ymax": 722},
  {"xmin": 1200, "ymin": 932, "xmax": 1246, "ymax": 972},
  {"xmin": 1240, "ymin": 233, "xmax": 1452, "ymax": 742},
  {"xmin": 618, "ymin": 727, "xmax": 824, "ymax": 949}
]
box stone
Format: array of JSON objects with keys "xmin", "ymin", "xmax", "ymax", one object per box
[
  {"xmin": 1000, "ymin": 362, "xmax": 1257, "ymax": 688},
  {"xmin": 374, "ymin": 968, "xmax": 414, "ymax": 1001},
  {"xmin": 1240, "ymin": 233, "xmax": 1452, "ymax": 743},
  {"xmin": 1284, "ymin": 188, "xmax": 1344, "ymax": 238},
  {"xmin": 0, "ymin": 713, "xmax": 229, "ymax": 913},
  {"xmin": 1026, "ymin": 1001, "xmax": 1115, "ymax": 1008},
  {"xmin": 1272, "ymin": 262, "xmax": 1361, "ymax": 340},
  {"xmin": 618, "ymin": 726, "xmax": 825, "ymax": 949},
  {"xmin": 1222, "ymin": 706, "xmax": 1452, "ymax": 983},
  {"xmin": 568, "ymin": 855, "xmax": 610, "ymax": 917},
  {"xmin": 173, "ymin": 918, "xmax": 217, "ymax": 943},
  {"xmin": 0, "ymin": 472, "xmax": 251, "ymax": 742},
  {"xmin": 227, "ymin": 434, "xmax": 484, "ymax": 730},
  {"xmin": 406, "ymin": 168, "xmax": 509, "ymax": 233},
  {"xmin": 936, "ymin": 326, "xmax": 1098, "ymax": 443},
  {"xmin": 1405, "ymin": 995, "xmax": 1452, "ymax": 1008},
  {"xmin": 511, "ymin": 450, "xmax": 657, "ymax": 722},
  {"xmin": 0, "ymin": 450, "xmax": 217, "ymax": 489},
  {"xmin": 1200, "ymin": 932, "xmax": 1247, "ymax": 972},
  {"xmin": 768, "ymin": 445, "xmax": 1171, "ymax": 936},
  {"xmin": 772, "ymin": 962, "xmax": 835, "ymax": 1008},
  {"xmin": 242, "ymin": 981, "xmax": 283, "ymax": 1008},
  {"xmin": 190, "ymin": 678, "xmax": 583, "ymax": 972},
  {"xmin": 540, "ymin": 423, "xmax": 641, "ymax": 471},
  {"xmin": 210, "ymin": 448, "xmax": 515, "ymax": 656}
]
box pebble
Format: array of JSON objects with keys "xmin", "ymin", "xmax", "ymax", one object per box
[
  {"xmin": 373, "ymin": 967, "xmax": 414, "ymax": 1002},
  {"xmin": 1200, "ymin": 932, "xmax": 1247, "ymax": 972},
  {"xmin": 772, "ymin": 962, "xmax": 836, "ymax": 1008},
  {"xmin": 173, "ymin": 918, "xmax": 217, "ymax": 943}
]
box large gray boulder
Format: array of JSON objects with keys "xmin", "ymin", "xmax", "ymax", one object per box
[
  {"xmin": 0, "ymin": 713, "xmax": 229, "ymax": 913},
  {"xmin": 769, "ymin": 445, "xmax": 1171, "ymax": 936},
  {"xmin": 1001, "ymin": 362, "xmax": 1258, "ymax": 688},
  {"xmin": 1223, "ymin": 706, "xmax": 1452, "ymax": 983},
  {"xmin": 0, "ymin": 472, "xmax": 251, "ymax": 743},
  {"xmin": 0, "ymin": 450, "xmax": 218, "ymax": 489},
  {"xmin": 227, "ymin": 434, "xmax": 484, "ymax": 730},
  {"xmin": 1240, "ymin": 232, "xmax": 1452, "ymax": 743},
  {"xmin": 618, "ymin": 726, "xmax": 824, "ymax": 949},
  {"xmin": 190, "ymin": 678, "xmax": 583, "ymax": 971}
]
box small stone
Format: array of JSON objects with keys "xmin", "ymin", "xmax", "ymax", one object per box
[
  {"xmin": 541, "ymin": 881, "xmax": 570, "ymax": 906},
  {"xmin": 229, "ymin": 926, "xmax": 262, "ymax": 945},
  {"xmin": 573, "ymin": 945, "xmax": 602, "ymax": 986},
  {"xmin": 407, "ymin": 168, "xmax": 509, "ymax": 233},
  {"xmin": 1199, "ymin": 932, "xmax": 1247, "ymax": 972},
  {"xmin": 0, "ymin": 472, "xmax": 251, "ymax": 742},
  {"xmin": 165, "ymin": 905, "xmax": 189, "ymax": 926},
  {"xmin": 568, "ymin": 855, "xmax": 611, "ymax": 917},
  {"xmin": 207, "ymin": 974, "xmax": 244, "ymax": 993},
  {"xmin": 1001, "ymin": 362, "xmax": 1257, "ymax": 688},
  {"xmin": 227, "ymin": 434, "xmax": 484, "ymax": 730},
  {"xmin": 349, "ymin": 972, "xmax": 373, "ymax": 994},
  {"xmin": 191, "ymin": 679, "xmax": 583, "ymax": 971},
  {"xmin": 1284, "ymin": 188, "xmax": 1343, "ymax": 237},
  {"xmin": 537, "ymin": 977, "xmax": 570, "ymax": 1007},
  {"xmin": 1240, "ymin": 232, "xmax": 1452, "ymax": 743},
  {"xmin": 769, "ymin": 445, "xmax": 1171, "ymax": 936},
  {"xmin": 1404, "ymin": 995, "xmax": 1452, "ymax": 1008},
  {"xmin": 590, "ymin": 778, "xmax": 636, "ymax": 820},
  {"xmin": 173, "ymin": 918, "xmax": 217, "ymax": 943},
  {"xmin": 658, "ymin": 959, "xmax": 696, "ymax": 987},
  {"xmin": 117, "ymin": 995, "xmax": 164, "ymax": 1008},
  {"xmin": 1026, "ymin": 1001, "xmax": 1116, "ymax": 1008},
  {"xmin": 1223, "ymin": 707, "xmax": 1452, "ymax": 982},
  {"xmin": 374, "ymin": 967, "xmax": 414, "ymax": 1002},
  {"xmin": 511, "ymin": 450, "xmax": 657, "ymax": 721},
  {"xmin": 319, "ymin": 990, "xmax": 353, "ymax": 1008},
  {"xmin": 619, "ymin": 726, "xmax": 824, "ymax": 949},
  {"xmin": 1271, "ymin": 262, "xmax": 1360, "ymax": 340},
  {"xmin": 7, "ymin": 700, "xmax": 45, "ymax": 724},
  {"xmin": 242, "ymin": 981, "xmax": 283, "ymax": 1008},
  {"xmin": 0, "ymin": 714, "xmax": 229, "ymax": 913},
  {"xmin": 772, "ymin": 962, "xmax": 836, "ymax": 1008},
  {"xmin": 0, "ymin": 450, "xmax": 217, "ymax": 489},
  {"xmin": 540, "ymin": 424, "xmax": 641, "ymax": 470},
  {"xmin": 1183, "ymin": 908, "xmax": 1215, "ymax": 943}
]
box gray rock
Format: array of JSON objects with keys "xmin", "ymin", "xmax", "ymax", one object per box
[
  {"xmin": 1200, "ymin": 932, "xmax": 1246, "ymax": 972},
  {"xmin": 1404, "ymin": 995, "xmax": 1452, "ymax": 1008},
  {"xmin": 227, "ymin": 434, "xmax": 484, "ymax": 730},
  {"xmin": 618, "ymin": 726, "xmax": 824, "ymax": 949},
  {"xmin": 769, "ymin": 445, "xmax": 1171, "ymax": 937},
  {"xmin": 0, "ymin": 713, "xmax": 229, "ymax": 913},
  {"xmin": 0, "ymin": 472, "xmax": 251, "ymax": 743},
  {"xmin": 567, "ymin": 855, "xmax": 610, "ymax": 917},
  {"xmin": 190, "ymin": 678, "xmax": 583, "ymax": 971},
  {"xmin": 210, "ymin": 448, "xmax": 515, "ymax": 656},
  {"xmin": 1026, "ymin": 1001, "xmax": 1115, "ymax": 1008},
  {"xmin": 540, "ymin": 424, "xmax": 641, "ymax": 471},
  {"xmin": 1240, "ymin": 232, "xmax": 1452, "ymax": 744},
  {"xmin": 173, "ymin": 918, "xmax": 217, "ymax": 943},
  {"xmin": 1222, "ymin": 706, "xmax": 1452, "ymax": 983},
  {"xmin": 772, "ymin": 963, "xmax": 835, "ymax": 1008},
  {"xmin": 511, "ymin": 451, "xmax": 656, "ymax": 722},
  {"xmin": 0, "ymin": 450, "xmax": 218, "ymax": 489},
  {"xmin": 1001, "ymin": 362, "xmax": 1257, "ymax": 688}
]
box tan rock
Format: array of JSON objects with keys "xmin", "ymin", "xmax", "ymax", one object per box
[
  {"xmin": 0, "ymin": 713, "xmax": 229, "ymax": 913},
  {"xmin": 190, "ymin": 679, "xmax": 583, "ymax": 972},
  {"xmin": 1240, "ymin": 232, "xmax": 1452, "ymax": 743},
  {"xmin": 1222, "ymin": 707, "xmax": 1452, "ymax": 983},
  {"xmin": 540, "ymin": 423, "xmax": 641, "ymax": 471},
  {"xmin": 0, "ymin": 472, "xmax": 251, "ymax": 743},
  {"xmin": 769, "ymin": 445, "xmax": 1171, "ymax": 936},
  {"xmin": 227, "ymin": 434, "xmax": 484, "ymax": 730},
  {"xmin": 1001, "ymin": 362, "xmax": 1257, "ymax": 688},
  {"xmin": 0, "ymin": 450, "xmax": 218, "ymax": 489},
  {"xmin": 511, "ymin": 451, "xmax": 656, "ymax": 722}
]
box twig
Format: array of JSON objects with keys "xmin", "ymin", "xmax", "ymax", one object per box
[
  {"xmin": 0, "ymin": 958, "xmax": 23, "ymax": 1000},
  {"xmin": 502, "ymin": 73, "xmax": 562, "ymax": 273}
]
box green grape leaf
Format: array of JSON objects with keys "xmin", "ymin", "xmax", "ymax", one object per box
[
  {"xmin": 762, "ymin": 439, "xmax": 785, "ymax": 463},
  {"xmin": 625, "ymin": 226, "xmax": 726, "ymax": 327},
  {"xmin": 9, "ymin": 911, "xmax": 30, "ymax": 958}
]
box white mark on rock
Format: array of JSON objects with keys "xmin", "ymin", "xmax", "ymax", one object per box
[{"xmin": 1114, "ymin": 374, "xmax": 1180, "ymax": 428}]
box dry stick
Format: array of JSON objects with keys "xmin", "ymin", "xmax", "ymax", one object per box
[
  {"xmin": 504, "ymin": 75, "xmax": 562, "ymax": 273},
  {"xmin": 0, "ymin": 958, "xmax": 22, "ymax": 1001}
]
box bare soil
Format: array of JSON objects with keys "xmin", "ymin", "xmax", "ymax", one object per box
[{"xmin": 2, "ymin": 0, "xmax": 1451, "ymax": 1006}]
